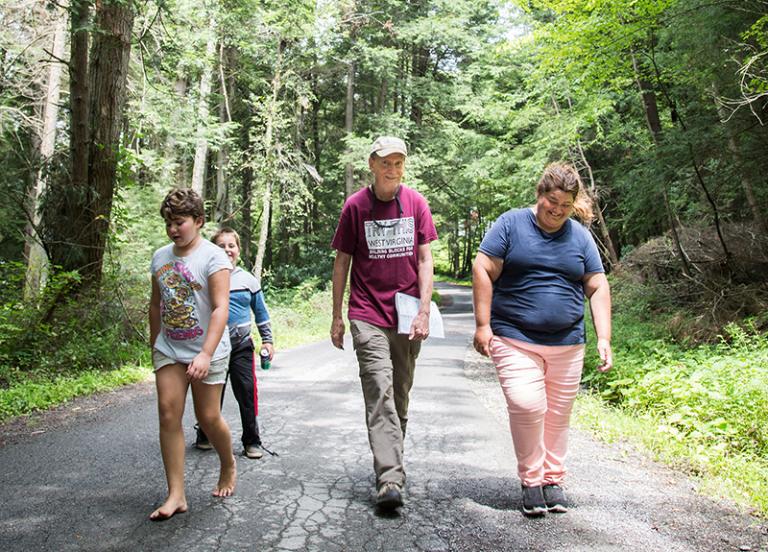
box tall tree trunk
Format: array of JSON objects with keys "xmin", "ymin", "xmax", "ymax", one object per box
[
  {"xmin": 461, "ymin": 219, "xmax": 473, "ymax": 276},
  {"xmin": 69, "ymin": 0, "xmax": 91, "ymax": 256},
  {"xmin": 24, "ymin": 8, "xmax": 68, "ymax": 298},
  {"xmin": 241, "ymin": 129, "xmax": 253, "ymax": 265},
  {"xmin": 265, "ymin": 189, "xmax": 274, "ymax": 272},
  {"xmin": 393, "ymin": 70, "xmax": 399, "ymax": 114},
  {"xmin": 83, "ymin": 0, "xmax": 135, "ymax": 286},
  {"xmin": 310, "ymin": 68, "xmax": 322, "ymax": 232},
  {"xmin": 163, "ymin": 76, "xmax": 187, "ymax": 186},
  {"xmin": 712, "ymin": 86, "xmax": 767, "ymax": 234},
  {"xmin": 409, "ymin": 43, "xmax": 429, "ymax": 126},
  {"xmin": 253, "ymin": 38, "xmax": 284, "ymax": 279},
  {"xmin": 452, "ymin": 223, "xmax": 460, "ymax": 277},
  {"xmin": 344, "ymin": 60, "xmax": 355, "ymax": 197},
  {"xmin": 215, "ymin": 44, "xmax": 232, "ymax": 223},
  {"xmin": 632, "ymin": 52, "xmax": 692, "ymax": 277},
  {"xmin": 47, "ymin": 0, "xmax": 91, "ymax": 273},
  {"xmin": 213, "ymin": 141, "xmax": 229, "ymax": 224},
  {"xmin": 311, "ymin": 70, "xmax": 321, "ymax": 176},
  {"xmin": 191, "ymin": 19, "xmax": 217, "ymax": 196},
  {"xmin": 343, "ymin": 1, "xmax": 357, "ymax": 198},
  {"xmin": 215, "ymin": 118, "xmax": 228, "ymax": 223},
  {"xmin": 574, "ymin": 139, "xmax": 619, "ymax": 267},
  {"xmin": 378, "ymin": 78, "xmax": 387, "ymax": 113},
  {"xmin": 399, "ymin": 53, "xmax": 408, "ymax": 119}
]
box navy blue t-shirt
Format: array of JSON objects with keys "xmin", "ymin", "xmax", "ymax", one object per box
[{"xmin": 478, "ymin": 208, "xmax": 604, "ymax": 345}]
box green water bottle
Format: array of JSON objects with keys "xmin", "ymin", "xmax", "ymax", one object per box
[{"xmin": 259, "ymin": 348, "xmax": 271, "ymax": 370}]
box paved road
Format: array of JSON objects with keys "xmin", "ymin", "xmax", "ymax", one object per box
[{"xmin": 0, "ymin": 283, "xmax": 766, "ymax": 551}]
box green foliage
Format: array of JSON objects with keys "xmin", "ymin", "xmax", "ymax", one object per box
[
  {"xmin": 574, "ymin": 268, "xmax": 768, "ymax": 514},
  {"xmin": 262, "ymin": 246, "xmax": 335, "ymax": 289},
  {"xmin": 580, "ymin": 276, "xmax": 768, "ymax": 514},
  {"xmin": 0, "ymin": 261, "xmax": 147, "ymax": 387},
  {"xmin": 1, "ymin": 5, "xmax": 768, "ymax": 524},
  {"xmin": 434, "ymin": 274, "xmax": 472, "ymax": 287},
  {"xmin": 266, "ymin": 278, "xmax": 333, "ymax": 350},
  {"xmin": 574, "ymin": 392, "xmax": 768, "ymax": 516},
  {"xmin": 0, "ymin": 364, "xmax": 150, "ymax": 422},
  {"xmin": 586, "ymin": 324, "xmax": 768, "ymax": 457}
]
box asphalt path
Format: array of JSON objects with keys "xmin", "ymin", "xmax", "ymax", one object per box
[{"xmin": 0, "ymin": 282, "xmax": 766, "ymax": 551}]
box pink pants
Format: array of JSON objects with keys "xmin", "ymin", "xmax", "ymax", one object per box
[{"xmin": 490, "ymin": 336, "xmax": 585, "ymax": 487}]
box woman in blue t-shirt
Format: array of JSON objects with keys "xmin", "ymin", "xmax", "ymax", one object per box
[{"xmin": 472, "ymin": 162, "xmax": 613, "ymax": 517}]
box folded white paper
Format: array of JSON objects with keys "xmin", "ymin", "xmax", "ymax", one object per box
[{"xmin": 395, "ymin": 292, "xmax": 445, "ymax": 338}]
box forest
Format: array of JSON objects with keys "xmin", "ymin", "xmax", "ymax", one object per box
[{"xmin": 1, "ymin": 0, "xmax": 767, "ymax": 514}]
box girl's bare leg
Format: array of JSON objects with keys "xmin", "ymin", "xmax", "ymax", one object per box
[
  {"xmin": 192, "ymin": 381, "xmax": 237, "ymax": 497},
  {"xmin": 150, "ymin": 363, "xmax": 190, "ymax": 520}
]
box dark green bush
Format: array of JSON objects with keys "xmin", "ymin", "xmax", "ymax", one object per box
[
  {"xmin": 262, "ymin": 246, "xmax": 334, "ymax": 289},
  {"xmin": 0, "ymin": 261, "xmax": 146, "ymax": 387},
  {"xmin": 582, "ymin": 275, "xmax": 768, "ymax": 460}
]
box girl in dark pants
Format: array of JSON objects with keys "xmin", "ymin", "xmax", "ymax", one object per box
[{"xmin": 196, "ymin": 227, "xmax": 274, "ymax": 459}]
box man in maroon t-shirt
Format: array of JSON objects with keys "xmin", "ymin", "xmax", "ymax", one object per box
[{"xmin": 330, "ymin": 135, "xmax": 438, "ymax": 511}]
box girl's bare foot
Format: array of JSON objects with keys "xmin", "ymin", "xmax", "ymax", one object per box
[
  {"xmin": 149, "ymin": 496, "xmax": 188, "ymax": 521},
  {"xmin": 213, "ymin": 455, "xmax": 237, "ymax": 497}
]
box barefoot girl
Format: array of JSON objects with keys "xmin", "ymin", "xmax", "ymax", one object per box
[{"xmin": 148, "ymin": 188, "xmax": 237, "ymax": 520}]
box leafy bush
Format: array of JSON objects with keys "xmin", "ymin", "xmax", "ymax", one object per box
[
  {"xmin": 0, "ymin": 261, "xmax": 146, "ymax": 387},
  {"xmin": 0, "ymin": 364, "xmax": 149, "ymax": 421},
  {"xmin": 267, "ymin": 277, "xmax": 333, "ymax": 350},
  {"xmin": 618, "ymin": 223, "xmax": 768, "ymax": 341},
  {"xmin": 577, "ymin": 273, "xmax": 768, "ymax": 514},
  {"xmin": 262, "ymin": 246, "xmax": 335, "ymax": 289},
  {"xmin": 583, "ymin": 277, "xmax": 768, "ymax": 462}
]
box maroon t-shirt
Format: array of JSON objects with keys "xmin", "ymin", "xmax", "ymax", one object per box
[{"xmin": 331, "ymin": 184, "xmax": 438, "ymax": 328}]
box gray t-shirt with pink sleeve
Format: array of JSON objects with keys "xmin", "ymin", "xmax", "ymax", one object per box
[{"xmin": 151, "ymin": 239, "xmax": 232, "ymax": 362}]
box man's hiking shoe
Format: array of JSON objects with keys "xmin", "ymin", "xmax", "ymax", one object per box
[
  {"xmin": 376, "ymin": 482, "xmax": 404, "ymax": 510},
  {"xmin": 521, "ymin": 485, "xmax": 547, "ymax": 516},
  {"xmin": 244, "ymin": 445, "xmax": 264, "ymax": 459},
  {"xmin": 543, "ymin": 484, "xmax": 568, "ymax": 513},
  {"xmin": 194, "ymin": 425, "xmax": 212, "ymax": 451}
]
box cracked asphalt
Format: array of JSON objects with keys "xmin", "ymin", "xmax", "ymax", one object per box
[{"xmin": 1, "ymin": 283, "xmax": 766, "ymax": 551}]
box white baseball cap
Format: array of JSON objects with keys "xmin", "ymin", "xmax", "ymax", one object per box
[{"xmin": 370, "ymin": 136, "xmax": 408, "ymax": 158}]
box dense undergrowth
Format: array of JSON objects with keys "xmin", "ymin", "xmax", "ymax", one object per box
[
  {"xmin": 0, "ymin": 261, "xmax": 148, "ymax": 385},
  {"xmin": 0, "ymin": 256, "xmax": 335, "ymax": 421},
  {"xmin": 578, "ymin": 276, "xmax": 768, "ymax": 515},
  {"xmin": 0, "ymin": 259, "xmax": 150, "ymax": 420},
  {"xmin": 266, "ymin": 278, "xmax": 333, "ymax": 350}
]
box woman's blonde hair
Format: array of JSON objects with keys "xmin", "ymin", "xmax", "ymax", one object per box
[
  {"xmin": 211, "ymin": 227, "xmax": 241, "ymax": 248},
  {"xmin": 536, "ymin": 162, "xmax": 594, "ymax": 224}
]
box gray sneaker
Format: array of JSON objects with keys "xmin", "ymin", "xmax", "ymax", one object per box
[
  {"xmin": 244, "ymin": 445, "xmax": 264, "ymax": 459},
  {"xmin": 376, "ymin": 482, "xmax": 404, "ymax": 510},
  {"xmin": 521, "ymin": 485, "xmax": 547, "ymax": 516},
  {"xmin": 194, "ymin": 425, "xmax": 212, "ymax": 451},
  {"xmin": 543, "ymin": 484, "xmax": 568, "ymax": 513}
]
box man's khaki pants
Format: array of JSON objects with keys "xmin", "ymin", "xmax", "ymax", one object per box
[{"xmin": 350, "ymin": 319, "xmax": 421, "ymax": 488}]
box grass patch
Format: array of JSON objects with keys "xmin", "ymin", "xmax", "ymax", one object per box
[
  {"xmin": 573, "ymin": 392, "xmax": 768, "ymax": 516},
  {"xmin": 0, "ymin": 276, "xmax": 334, "ymax": 423},
  {"xmin": 435, "ymin": 273, "xmax": 472, "ymax": 286},
  {"xmin": 577, "ymin": 275, "xmax": 768, "ymax": 517},
  {"xmin": 0, "ymin": 362, "xmax": 152, "ymax": 422},
  {"xmin": 266, "ymin": 281, "xmax": 333, "ymax": 350}
]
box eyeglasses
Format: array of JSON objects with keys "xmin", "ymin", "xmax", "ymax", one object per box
[{"xmin": 370, "ymin": 187, "xmax": 403, "ymax": 228}]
